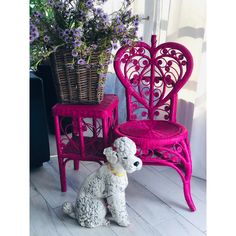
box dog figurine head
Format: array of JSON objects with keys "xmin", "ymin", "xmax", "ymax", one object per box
[{"xmin": 103, "ymin": 137, "xmax": 142, "ymax": 173}]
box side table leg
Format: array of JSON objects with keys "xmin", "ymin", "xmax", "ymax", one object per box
[
  {"xmin": 103, "ymin": 118, "xmax": 108, "ymax": 147},
  {"xmin": 54, "ymin": 115, "xmax": 67, "ymax": 192},
  {"xmin": 73, "ymin": 160, "xmax": 79, "ymax": 170},
  {"xmin": 58, "ymin": 158, "xmax": 67, "ymax": 192}
]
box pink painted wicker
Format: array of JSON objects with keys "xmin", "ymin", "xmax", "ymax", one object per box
[
  {"xmin": 52, "ymin": 94, "xmax": 119, "ymax": 192},
  {"xmin": 114, "ymin": 35, "xmax": 196, "ymax": 211}
]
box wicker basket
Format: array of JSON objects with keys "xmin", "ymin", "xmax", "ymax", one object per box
[{"xmin": 50, "ymin": 48, "xmax": 108, "ymax": 104}]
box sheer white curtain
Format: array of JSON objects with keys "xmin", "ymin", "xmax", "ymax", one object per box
[
  {"xmin": 104, "ymin": 0, "xmax": 206, "ymax": 179},
  {"xmin": 162, "ymin": 0, "xmax": 206, "ymax": 179}
]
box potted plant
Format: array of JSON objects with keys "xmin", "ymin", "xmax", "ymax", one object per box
[{"xmin": 30, "ymin": 0, "xmax": 140, "ymax": 104}]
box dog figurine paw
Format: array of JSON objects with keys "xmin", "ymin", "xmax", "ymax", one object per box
[{"xmin": 62, "ymin": 137, "xmax": 142, "ymax": 228}]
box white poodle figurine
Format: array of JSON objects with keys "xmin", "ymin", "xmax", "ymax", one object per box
[{"xmin": 62, "ymin": 136, "xmax": 142, "ymax": 228}]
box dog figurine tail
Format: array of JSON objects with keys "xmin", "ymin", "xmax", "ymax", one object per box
[{"xmin": 62, "ymin": 202, "xmax": 76, "ymax": 219}]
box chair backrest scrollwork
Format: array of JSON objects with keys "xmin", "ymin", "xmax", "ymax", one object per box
[{"xmin": 114, "ymin": 35, "xmax": 193, "ymax": 122}]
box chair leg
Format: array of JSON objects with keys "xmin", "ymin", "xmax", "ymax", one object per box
[
  {"xmin": 183, "ymin": 177, "xmax": 196, "ymax": 211},
  {"xmin": 58, "ymin": 157, "xmax": 67, "ymax": 192},
  {"xmin": 73, "ymin": 160, "xmax": 79, "ymax": 170},
  {"xmin": 181, "ymin": 140, "xmax": 196, "ymax": 211}
]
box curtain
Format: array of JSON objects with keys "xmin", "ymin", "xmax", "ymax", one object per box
[
  {"xmin": 104, "ymin": 0, "xmax": 206, "ymax": 179},
  {"xmin": 163, "ymin": 0, "xmax": 206, "ymax": 179}
]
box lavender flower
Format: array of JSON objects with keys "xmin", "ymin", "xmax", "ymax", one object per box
[
  {"xmin": 126, "ymin": 10, "xmax": 132, "ymax": 18},
  {"xmin": 64, "ymin": 29, "xmax": 70, "ymax": 35},
  {"xmin": 115, "ymin": 23, "xmax": 125, "ymax": 34},
  {"xmin": 125, "ymin": 0, "xmax": 132, "ymax": 5},
  {"xmin": 106, "ymin": 48, "xmax": 112, "ymax": 53},
  {"xmin": 36, "ymin": 19, "xmax": 41, "ymax": 24},
  {"xmin": 47, "ymin": 0, "xmax": 54, "ymax": 6},
  {"xmin": 94, "ymin": 22, "xmax": 103, "ymax": 29},
  {"xmin": 122, "ymin": 38, "xmax": 132, "ymax": 45},
  {"xmin": 72, "ymin": 49, "xmax": 78, "ymax": 57},
  {"xmin": 127, "ymin": 39, "xmax": 133, "ymax": 46},
  {"xmin": 64, "ymin": 36, "xmax": 70, "ymax": 43},
  {"xmin": 30, "ymin": 31, "xmax": 39, "ymax": 42},
  {"xmin": 30, "ymin": 23, "xmax": 39, "ymax": 43},
  {"xmin": 94, "ymin": 8, "xmax": 103, "ymax": 16},
  {"xmin": 56, "ymin": 2, "xmax": 64, "ymax": 10},
  {"xmin": 73, "ymin": 40, "xmax": 82, "ymax": 47},
  {"xmin": 112, "ymin": 42, "xmax": 118, "ymax": 50},
  {"xmin": 86, "ymin": 0, "xmax": 94, "ymax": 8},
  {"xmin": 74, "ymin": 28, "xmax": 83, "ymax": 37},
  {"xmin": 116, "ymin": 17, "xmax": 122, "ymax": 24},
  {"xmin": 122, "ymin": 38, "xmax": 128, "ymax": 44},
  {"xmin": 32, "ymin": 11, "xmax": 43, "ymax": 19},
  {"xmin": 102, "ymin": 13, "xmax": 109, "ymax": 24},
  {"xmin": 43, "ymin": 35, "xmax": 50, "ymax": 42},
  {"xmin": 106, "ymin": 59, "xmax": 112, "ymax": 65},
  {"xmin": 102, "ymin": 13, "xmax": 108, "ymax": 20},
  {"xmin": 77, "ymin": 59, "xmax": 86, "ymax": 65},
  {"xmin": 77, "ymin": 10, "xmax": 86, "ymax": 20},
  {"xmin": 133, "ymin": 26, "xmax": 139, "ymax": 35},
  {"xmin": 134, "ymin": 19, "xmax": 139, "ymax": 27}
]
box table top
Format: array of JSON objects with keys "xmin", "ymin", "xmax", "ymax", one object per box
[{"xmin": 52, "ymin": 94, "xmax": 119, "ymax": 117}]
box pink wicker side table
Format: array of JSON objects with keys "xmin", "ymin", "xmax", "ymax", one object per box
[{"xmin": 52, "ymin": 94, "xmax": 119, "ymax": 192}]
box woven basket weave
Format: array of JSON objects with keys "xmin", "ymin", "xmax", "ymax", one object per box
[{"xmin": 50, "ymin": 48, "xmax": 108, "ymax": 104}]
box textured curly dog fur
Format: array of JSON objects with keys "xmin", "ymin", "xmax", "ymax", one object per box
[{"xmin": 62, "ymin": 137, "xmax": 142, "ymax": 228}]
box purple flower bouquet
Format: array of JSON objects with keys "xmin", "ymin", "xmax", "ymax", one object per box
[{"xmin": 30, "ymin": 0, "xmax": 140, "ymax": 76}]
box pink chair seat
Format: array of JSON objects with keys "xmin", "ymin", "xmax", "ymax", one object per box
[{"xmin": 115, "ymin": 120, "xmax": 187, "ymax": 149}]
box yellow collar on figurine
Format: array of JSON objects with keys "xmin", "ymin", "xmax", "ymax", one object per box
[{"xmin": 108, "ymin": 164, "xmax": 126, "ymax": 177}]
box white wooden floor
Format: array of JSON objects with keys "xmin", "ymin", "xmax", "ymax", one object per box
[{"xmin": 30, "ymin": 135, "xmax": 206, "ymax": 236}]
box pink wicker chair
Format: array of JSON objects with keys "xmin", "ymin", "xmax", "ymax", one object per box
[{"xmin": 114, "ymin": 35, "xmax": 196, "ymax": 211}]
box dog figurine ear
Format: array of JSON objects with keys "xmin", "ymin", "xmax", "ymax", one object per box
[{"xmin": 103, "ymin": 147, "xmax": 118, "ymax": 164}]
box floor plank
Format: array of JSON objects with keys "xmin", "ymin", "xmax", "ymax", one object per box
[
  {"xmin": 31, "ymin": 163, "xmax": 77, "ymax": 208},
  {"xmin": 49, "ymin": 134, "xmax": 57, "ymax": 156},
  {"xmin": 130, "ymin": 167, "xmax": 206, "ymax": 232},
  {"xmin": 109, "ymin": 206, "xmax": 162, "ymax": 236},
  {"xmin": 156, "ymin": 216, "xmax": 205, "ymax": 236},
  {"xmin": 30, "ymin": 182, "xmax": 39, "ymax": 198},
  {"xmin": 49, "ymin": 157, "xmax": 92, "ymax": 192},
  {"xmin": 30, "ymin": 184, "xmax": 72, "ymax": 236},
  {"xmin": 53, "ymin": 207, "xmax": 118, "ymax": 236},
  {"xmin": 54, "ymin": 205, "xmax": 162, "ymax": 236},
  {"xmin": 148, "ymin": 166, "xmax": 206, "ymax": 202},
  {"xmin": 127, "ymin": 178, "xmax": 204, "ymax": 235}
]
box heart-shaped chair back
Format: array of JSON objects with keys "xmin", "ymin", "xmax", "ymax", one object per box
[{"xmin": 114, "ymin": 35, "xmax": 193, "ymax": 122}]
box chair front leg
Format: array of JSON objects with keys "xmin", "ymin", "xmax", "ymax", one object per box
[{"xmin": 181, "ymin": 139, "xmax": 196, "ymax": 211}]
